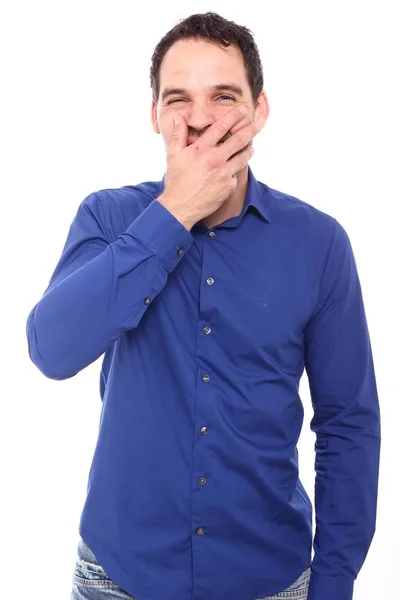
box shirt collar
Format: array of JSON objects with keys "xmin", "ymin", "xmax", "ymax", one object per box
[
  {"xmin": 158, "ymin": 165, "xmax": 272, "ymax": 224},
  {"xmin": 240, "ymin": 165, "xmax": 272, "ymax": 223}
]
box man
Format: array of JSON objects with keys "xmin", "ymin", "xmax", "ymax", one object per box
[{"xmin": 26, "ymin": 11, "xmax": 380, "ymax": 600}]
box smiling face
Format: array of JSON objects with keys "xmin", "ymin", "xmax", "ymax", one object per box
[{"xmin": 151, "ymin": 37, "xmax": 269, "ymax": 152}]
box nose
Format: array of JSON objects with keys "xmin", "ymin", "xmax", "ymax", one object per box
[{"xmin": 186, "ymin": 102, "xmax": 214, "ymax": 138}]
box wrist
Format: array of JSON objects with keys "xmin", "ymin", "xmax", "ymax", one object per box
[{"xmin": 157, "ymin": 194, "xmax": 195, "ymax": 232}]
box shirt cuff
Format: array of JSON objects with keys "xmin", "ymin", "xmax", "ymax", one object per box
[
  {"xmin": 126, "ymin": 198, "xmax": 194, "ymax": 272},
  {"xmin": 307, "ymin": 570, "xmax": 354, "ymax": 600}
]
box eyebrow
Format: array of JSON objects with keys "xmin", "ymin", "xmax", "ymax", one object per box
[{"xmin": 161, "ymin": 84, "xmax": 244, "ymax": 103}]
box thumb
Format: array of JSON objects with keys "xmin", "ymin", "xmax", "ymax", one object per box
[{"xmin": 169, "ymin": 113, "xmax": 187, "ymax": 153}]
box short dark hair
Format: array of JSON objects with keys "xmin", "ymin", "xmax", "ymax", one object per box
[{"xmin": 149, "ymin": 12, "xmax": 264, "ymax": 107}]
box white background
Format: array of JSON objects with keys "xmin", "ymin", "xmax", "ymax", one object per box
[{"xmin": 1, "ymin": 1, "xmax": 399, "ymax": 598}]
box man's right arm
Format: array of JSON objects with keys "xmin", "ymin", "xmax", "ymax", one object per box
[
  {"xmin": 157, "ymin": 193, "xmax": 196, "ymax": 231},
  {"xmin": 26, "ymin": 191, "xmax": 194, "ymax": 380}
]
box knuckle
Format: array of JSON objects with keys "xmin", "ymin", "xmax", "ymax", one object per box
[
  {"xmin": 213, "ymin": 163, "xmax": 224, "ymax": 178},
  {"xmin": 224, "ymin": 166, "xmax": 235, "ymax": 181},
  {"xmin": 207, "ymin": 150, "xmax": 222, "ymax": 169},
  {"xmin": 220, "ymin": 166, "xmax": 230, "ymax": 181},
  {"xmin": 227, "ymin": 174, "xmax": 236, "ymax": 190},
  {"xmin": 215, "ymin": 119, "xmax": 227, "ymax": 132},
  {"xmin": 232, "ymin": 132, "xmax": 245, "ymax": 146}
]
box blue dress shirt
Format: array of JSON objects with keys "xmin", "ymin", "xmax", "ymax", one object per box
[{"xmin": 26, "ymin": 166, "xmax": 380, "ymax": 600}]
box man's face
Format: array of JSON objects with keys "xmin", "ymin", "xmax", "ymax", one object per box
[{"xmin": 151, "ymin": 37, "xmax": 268, "ymax": 151}]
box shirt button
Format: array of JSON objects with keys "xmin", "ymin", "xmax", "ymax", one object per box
[
  {"xmin": 196, "ymin": 527, "xmax": 205, "ymax": 535},
  {"xmin": 203, "ymin": 326, "xmax": 211, "ymax": 335},
  {"xmin": 177, "ymin": 248, "xmax": 184, "ymax": 256},
  {"xmin": 198, "ymin": 477, "xmax": 207, "ymax": 485},
  {"xmin": 202, "ymin": 375, "xmax": 210, "ymax": 383},
  {"xmin": 206, "ymin": 277, "xmax": 214, "ymax": 285},
  {"xmin": 144, "ymin": 297, "xmax": 151, "ymax": 304},
  {"xmin": 208, "ymin": 231, "xmax": 216, "ymax": 239},
  {"xmin": 200, "ymin": 426, "xmax": 208, "ymax": 435}
]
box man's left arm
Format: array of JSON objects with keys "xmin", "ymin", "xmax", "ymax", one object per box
[{"xmin": 304, "ymin": 219, "xmax": 381, "ymax": 600}]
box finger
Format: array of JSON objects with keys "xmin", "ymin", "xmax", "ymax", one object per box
[
  {"xmin": 218, "ymin": 117, "xmax": 261, "ymax": 162},
  {"xmin": 168, "ymin": 113, "xmax": 188, "ymax": 154},
  {"xmin": 226, "ymin": 143, "xmax": 255, "ymax": 177},
  {"xmin": 198, "ymin": 105, "xmax": 248, "ymax": 149}
]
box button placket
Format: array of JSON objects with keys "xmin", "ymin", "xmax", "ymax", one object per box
[{"xmin": 193, "ymin": 232, "xmax": 217, "ymax": 543}]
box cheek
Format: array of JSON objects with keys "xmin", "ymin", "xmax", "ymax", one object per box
[
  {"xmin": 158, "ymin": 119, "xmax": 174, "ymax": 145},
  {"xmin": 156, "ymin": 110, "xmax": 171, "ymax": 131},
  {"xmin": 163, "ymin": 126, "xmax": 173, "ymax": 142}
]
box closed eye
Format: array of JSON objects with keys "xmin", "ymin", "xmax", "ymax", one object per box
[{"xmin": 167, "ymin": 95, "xmax": 235, "ymax": 105}]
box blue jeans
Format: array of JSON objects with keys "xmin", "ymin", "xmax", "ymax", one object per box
[{"xmin": 71, "ymin": 536, "xmax": 311, "ymax": 599}]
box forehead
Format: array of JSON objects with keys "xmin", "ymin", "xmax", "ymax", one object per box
[{"xmin": 159, "ymin": 38, "xmax": 247, "ymax": 87}]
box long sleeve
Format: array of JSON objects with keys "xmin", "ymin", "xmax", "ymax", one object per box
[
  {"xmin": 26, "ymin": 192, "xmax": 194, "ymax": 380},
  {"xmin": 303, "ymin": 219, "xmax": 381, "ymax": 600}
]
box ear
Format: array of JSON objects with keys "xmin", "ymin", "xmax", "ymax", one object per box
[
  {"xmin": 254, "ymin": 90, "xmax": 270, "ymax": 129},
  {"xmin": 151, "ymin": 100, "xmax": 160, "ymax": 134}
]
